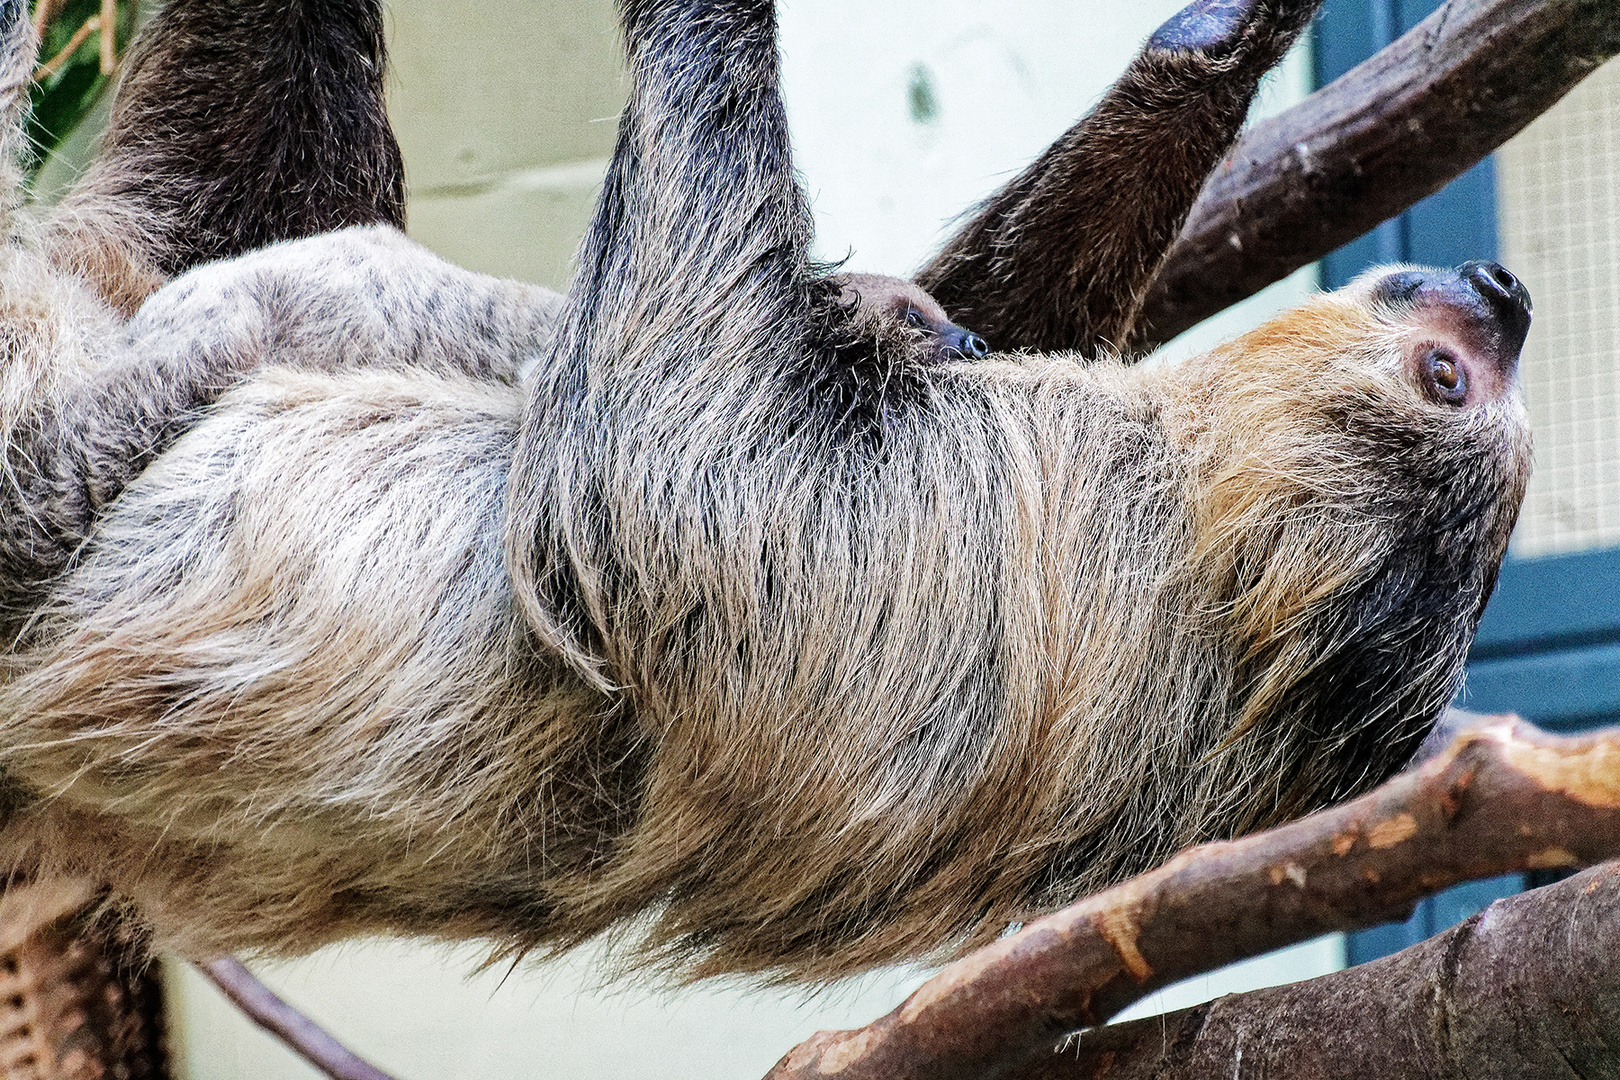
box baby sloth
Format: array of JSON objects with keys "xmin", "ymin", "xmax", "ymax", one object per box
[{"xmin": 836, "ymin": 273, "xmax": 990, "ymax": 362}]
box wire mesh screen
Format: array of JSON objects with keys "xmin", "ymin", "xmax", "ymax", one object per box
[{"xmin": 1499, "ymin": 58, "xmax": 1620, "ymax": 558}]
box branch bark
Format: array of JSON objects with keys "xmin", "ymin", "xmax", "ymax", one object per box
[
  {"xmin": 1014, "ymin": 862, "xmax": 1620, "ymax": 1079},
  {"xmin": 1131, "ymin": 0, "xmax": 1620, "ymax": 351},
  {"xmin": 764, "ymin": 717, "xmax": 1620, "ymax": 1080},
  {"xmin": 198, "ymin": 957, "xmax": 401, "ymax": 1080}
]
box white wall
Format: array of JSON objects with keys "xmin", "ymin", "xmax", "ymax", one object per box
[
  {"xmin": 164, "ymin": 943, "xmax": 930, "ymax": 1080},
  {"xmin": 777, "ymin": 0, "xmax": 1321, "ymax": 364}
]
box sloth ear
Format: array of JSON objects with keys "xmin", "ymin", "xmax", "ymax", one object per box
[
  {"xmin": 41, "ymin": 0, "xmax": 405, "ymax": 313},
  {"xmin": 915, "ymin": 0, "xmax": 1322, "ymax": 359}
]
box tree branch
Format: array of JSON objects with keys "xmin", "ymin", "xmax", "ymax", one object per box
[
  {"xmin": 764, "ymin": 716, "xmax": 1620, "ymax": 1080},
  {"xmin": 1131, "ymin": 0, "xmax": 1620, "ymax": 351},
  {"xmin": 198, "ymin": 957, "xmax": 402, "ymax": 1080},
  {"xmin": 1014, "ymin": 862, "xmax": 1620, "ymax": 1079}
]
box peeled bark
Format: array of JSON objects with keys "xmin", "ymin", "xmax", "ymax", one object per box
[{"xmin": 1017, "ymin": 863, "xmax": 1620, "ymax": 1079}]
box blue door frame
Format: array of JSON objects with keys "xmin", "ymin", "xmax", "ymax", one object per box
[{"xmin": 1312, "ymin": 0, "xmax": 1617, "ymax": 965}]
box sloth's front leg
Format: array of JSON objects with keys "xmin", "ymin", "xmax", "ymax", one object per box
[
  {"xmin": 43, "ymin": 0, "xmax": 404, "ymax": 316},
  {"xmin": 916, "ymin": 0, "xmax": 1322, "ymax": 357}
]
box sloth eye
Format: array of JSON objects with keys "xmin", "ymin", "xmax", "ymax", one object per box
[
  {"xmin": 1425, "ymin": 349, "xmax": 1467, "ymax": 404},
  {"xmin": 905, "ymin": 308, "xmax": 929, "ymax": 331}
]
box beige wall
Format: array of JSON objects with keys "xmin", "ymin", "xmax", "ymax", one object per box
[
  {"xmin": 388, "ymin": 0, "xmax": 622, "ymax": 289},
  {"xmin": 164, "ymin": 944, "xmax": 930, "ymax": 1080}
]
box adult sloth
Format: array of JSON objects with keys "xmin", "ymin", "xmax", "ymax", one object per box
[{"xmin": 0, "ymin": 0, "xmax": 1530, "ymax": 984}]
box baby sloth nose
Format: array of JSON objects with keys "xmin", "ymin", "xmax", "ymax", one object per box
[{"xmin": 942, "ymin": 324, "xmax": 990, "ymax": 359}]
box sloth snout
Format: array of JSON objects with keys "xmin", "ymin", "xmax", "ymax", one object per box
[
  {"xmin": 935, "ymin": 322, "xmax": 989, "ymax": 359},
  {"xmin": 1377, "ymin": 262, "xmax": 1531, "ymax": 407},
  {"xmin": 1459, "ymin": 260, "xmax": 1532, "ymax": 357},
  {"xmin": 944, "ymin": 326, "xmax": 990, "ymax": 359}
]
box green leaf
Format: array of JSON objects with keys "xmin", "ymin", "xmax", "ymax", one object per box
[{"xmin": 25, "ymin": 0, "xmax": 138, "ymax": 178}]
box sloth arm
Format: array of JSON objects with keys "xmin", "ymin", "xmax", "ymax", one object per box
[
  {"xmin": 492, "ymin": 0, "xmax": 1200, "ymax": 973},
  {"xmin": 502, "ymin": 0, "xmax": 1120, "ymax": 763},
  {"xmin": 916, "ymin": 0, "xmax": 1322, "ymax": 357},
  {"xmin": 0, "ymin": 0, "xmax": 422, "ymax": 614},
  {"xmin": 43, "ymin": 0, "xmax": 404, "ymax": 314},
  {"xmin": 0, "ymin": 226, "xmax": 559, "ymax": 619}
]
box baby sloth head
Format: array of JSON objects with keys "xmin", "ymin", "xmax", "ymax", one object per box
[
  {"xmin": 833, "ymin": 272, "xmax": 989, "ymax": 363},
  {"xmin": 1169, "ymin": 261, "xmax": 1533, "ymax": 825}
]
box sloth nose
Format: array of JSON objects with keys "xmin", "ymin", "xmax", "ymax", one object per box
[
  {"xmin": 1458, "ymin": 260, "xmax": 1532, "ymax": 356},
  {"xmin": 1374, "ymin": 263, "xmax": 1533, "ymax": 369},
  {"xmin": 942, "ymin": 326, "xmax": 990, "ymax": 359},
  {"xmin": 1458, "ymin": 259, "xmax": 1529, "ymax": 352}
]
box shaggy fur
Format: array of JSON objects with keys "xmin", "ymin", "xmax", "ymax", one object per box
[
  {"xmin": 0, "ymin": 0, "xmax": 1531, "ymax": 985},
  {"xmin": 0, "ymin": 1, "xmax": 966, "ymax": 640},
  {"xmin": 43, "ymin": 0, "xmax": 405, "ymax": 315},
  {"xmin": 0, "ymin": 225, "xmax": 562, "ymax": 620},
  {"xmin": 0, "ymin": 0, "xmax": 510, "ymax": 628}
]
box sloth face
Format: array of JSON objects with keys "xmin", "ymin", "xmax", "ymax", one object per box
[
  {"xmin": 1359, "ymin": 260, "xmax": 1532, "ymax": 410},
  {"xmin": 1156, "ymin": 265, "xmax": 1534, "ymax": 813},
  {"xmin": 833, "ymin": 272, "xmax": 989, "ymax": 362}
]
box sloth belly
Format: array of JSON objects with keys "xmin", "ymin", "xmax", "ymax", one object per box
[{"xmin": 0, "ymin": 366, "xmax": 626, "ymax": 956}]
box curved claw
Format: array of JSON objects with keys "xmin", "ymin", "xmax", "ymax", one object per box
[{"xmin": 1149, "ymin": 0, "xmax": 1266, "ymax": 53}]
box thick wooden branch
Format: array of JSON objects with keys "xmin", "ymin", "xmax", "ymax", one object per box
[
  {"xmin": 198, "ymin": 957, "xmax": 401, "ymax": 1080},
  {"xmin": 1015, "ymin": 862, "xmax": 1620, "ymax": 1079},
  {"xmin": 764, "ymin": 717, "xmax": 1620, "ymax": 1080},
  {"xmin": 1131, "ymin": 0, "xmax": 1620, "ymax": 351}
]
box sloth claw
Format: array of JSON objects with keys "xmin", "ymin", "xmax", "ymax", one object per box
[{"xmin": 1148, "ymin": 0, "xmax": 1266, "ymax": 53}]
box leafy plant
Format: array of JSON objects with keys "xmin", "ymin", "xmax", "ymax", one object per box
[{"xmin": 26, "ymin": 0, "xmax": 137, "ymax": 177}]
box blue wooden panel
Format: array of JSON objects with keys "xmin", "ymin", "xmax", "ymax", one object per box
[
  {"xmin": 1313, "ymin": 0, "xmax": 1497, "ymax": 288},
  {"xmin": 1313, "ymin": 0, "xmax": 1384, "ymax": 86},
  {"xmin": 1465, "ymin": 546, "xmax": 1620, "ymax": 727},
  {"xmin": 1463, "ymin": 644, "xmax": 1620, "ymax": 731},
  {"xmin": 1408, "ymin": 162, "xmax": 1498, "ymax": 268},
  {"xmin": 1345, "ymin": 874, "xmax": 1523, "ymax": 966},
  {"xmin": 1472, "ymin": 546, "xmax": 1620, "ymax": 659}
]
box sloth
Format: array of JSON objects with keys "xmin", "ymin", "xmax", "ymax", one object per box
[
  {"xmin": 834, "ymin": 273, "xmax": 991, "ymax": 362},
  {"xmin": 0, "ymin": 0, "xmax": 972, "ymax": 614},
  {"xmin": 0, "ymin": 0, "xmax": 1533, "ymax": 986},
  {"xmin": 0, "ymin": 0, "xmax": 413, "ymax": 626}
]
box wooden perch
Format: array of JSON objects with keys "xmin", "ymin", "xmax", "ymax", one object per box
[
  {"xmin": 763, "ymin": 716, "xmax": 1620, "ymax": 1080},
  {"xmin": 1131, "ymin": 0, "xmax": 1620, "ymax": 350},
  {"xmin": 1022, "ymin": 862, "xmax": 1620, "ymax": 1079}
]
